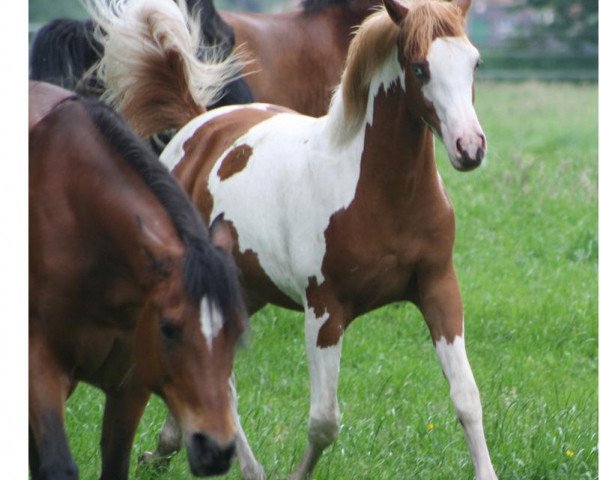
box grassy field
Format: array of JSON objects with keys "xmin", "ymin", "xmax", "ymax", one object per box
[{"xmin": 63, "ymin": 82, "xmax": 597, "ymax": 479}]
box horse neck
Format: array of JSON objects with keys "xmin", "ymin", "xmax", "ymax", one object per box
[
  {"xmin": 88, "ymin": 160, "xmax": 185, "ymax": 292},
  {"xmin": 344, "ymin": 0, "xmax": 380, "ymax": 24},
  {"xmin": 321, "ymin": 57, "xmax": 437, "ymax": 205},
  {"xmin": 314, "ymin": 0, "xmax": 379, "ymax": 48}
]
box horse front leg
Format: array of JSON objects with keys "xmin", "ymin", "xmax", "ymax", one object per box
[
  {"xmin": 229, "ymin": 375, "xmax": 265, "ymax": 480},
  {"xmin": 418, "ymin": 265, "xmax": 497, "ymax": 480},
  {"xmin": 99, "ymin": 386, "xmax": 150, "ymax": 480},
  {"xmin": 29, "ymin": 334, "xmax": 78, "ymax": 480},
  {"xmin": 288, "ymin": 299, "xmax": 347, "ymax": 480}
]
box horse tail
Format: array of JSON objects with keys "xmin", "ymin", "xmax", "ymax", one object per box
[
  {"xmin": 86, "ymin": 0, "xmax": 242, "ymax": 138},
  {"xmin": 29, "ymin": 18, "xmax": 102, "ymax": 90}
]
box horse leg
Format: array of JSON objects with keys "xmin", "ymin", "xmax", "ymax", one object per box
[
  {"xmin": 288, "ymin": 302, "xmax": 346, "ymax": 480},
  {"xmin": 229, "ymin": 374, "xmax": 265, "ymax": 480},
  {"xmin": 418, "ymin": 265, "xmax": 497, "ymax": 480},
  {"xmin": 99, "ymin": 387, "xmax": 150, "ymax": 480},
  {"xmin": 29, "ymin": 335, "xmax": 78, "ymax": 479},
  {"xmin": 139, "ymin": 413, "xmax": 182, "ymax": 465}
]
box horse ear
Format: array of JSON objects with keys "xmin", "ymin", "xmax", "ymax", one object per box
[
  {"xmin": 135, "ymin": 216, "xmax": 175, "ymax": 280},
  {"xmin": 383, "ymin": 0, "xmax": 409, "ymax": 24},
  {"xmin": 209, "ymin": 214, "xmax": 235, "ymax": 254},
  {"xmin": 453, "ymin": 0, "xmax": 471, "ymax": 17}
]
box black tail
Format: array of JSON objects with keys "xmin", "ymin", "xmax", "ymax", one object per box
[{"xmin": 29, "ymin": 18, "xmax": 102, "ymax": 92}]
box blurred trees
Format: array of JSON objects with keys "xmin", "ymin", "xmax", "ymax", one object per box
[
  {"xmin": 29, "ymin": 0, "xmax": 87, "ymax": 23},
  {"xmin": 515, "ymin": 0, "xmax": 598, "ymax": 54}
]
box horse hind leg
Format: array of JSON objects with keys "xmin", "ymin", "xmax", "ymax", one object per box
[
  {"xmin": 418, "ymin": 266, "xmax": 498, "ymax": 480},
  {"xmin": 288, "ymin": 301, "xmax": 346, "ymax": 480}
]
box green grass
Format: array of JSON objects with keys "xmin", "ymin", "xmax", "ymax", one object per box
[{"xmin": 64, "ymin": 82, "xmax": 597, "ymax": 479}]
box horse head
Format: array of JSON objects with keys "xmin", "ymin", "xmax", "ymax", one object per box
[
  {"xmin": 384, "ymin": 0, "xmax": 486, "ymax": 171},
  {"xmin": 133, "ymin": 217, "xmax": 246, "ymax": 476}
]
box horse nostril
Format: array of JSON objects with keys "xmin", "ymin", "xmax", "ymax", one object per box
[
  {"xmin": 478, "ymin": 133, "xmax": 487, "ymax": 150},
  {"xmin": 456, "ymin": 138, "xmax": 464, "ymax": 154},
  {"xmin": 188, "ymin": 433, "xmax": 236, "ymax": 476}
]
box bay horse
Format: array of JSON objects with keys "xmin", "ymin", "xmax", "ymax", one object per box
[
  {"xmin": 29, "ymin": 80, "xmax": 247, "ymax": 479},
  {"xmin": 220, "ymin": 0, "xmax": 379, "ymax": 116},
  {"xmin": 90, "ymin": 0, "xmax": 497, "ymax": 479}
]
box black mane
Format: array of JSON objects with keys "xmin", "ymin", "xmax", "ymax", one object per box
[
  {"xmin": 301, "ymin": 0, "xmax": 352, "ymax": 13},
  {"xmin": 80, "ymin": 97, "xmax": 245, "ymax": 323}
]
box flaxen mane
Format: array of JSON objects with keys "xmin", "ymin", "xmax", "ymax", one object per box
[{"xmin": 339, "ymin": 1, "xmax": 465, "ymax": 138}]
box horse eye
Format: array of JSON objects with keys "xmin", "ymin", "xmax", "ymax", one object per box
[
  {"xmin": 411, "ymin": 63, "xmax": 427, "ymax": 80},
  {"xmin": 160, "ymin": 319, "xmax": 180, "ymax": 341},
  {"xmin": 475, "ymin": 58, "xmax": 482, "ymax": 70}
]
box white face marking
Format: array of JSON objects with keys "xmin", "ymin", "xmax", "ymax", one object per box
[
  {"xmin": 199, "ymin": 296, "xmax": 224, "ymax": 351},
  {"xmin": 422, "ymin": 37, "xmax": 485, "ymax": 166}
]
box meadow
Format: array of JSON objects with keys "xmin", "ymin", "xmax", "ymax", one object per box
[{"xmin": 64, "ymin": 82, "xmax": 598, "ymax": 479}]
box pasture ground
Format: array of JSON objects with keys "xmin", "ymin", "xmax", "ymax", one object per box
[{"xmin": 64, "ymin": 81, "xmax": 598, "ymax": 479}]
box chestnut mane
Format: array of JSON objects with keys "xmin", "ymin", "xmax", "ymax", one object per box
[{"xmin": 337, "ymin": 1, "xmax": 465, "ymax": 140}]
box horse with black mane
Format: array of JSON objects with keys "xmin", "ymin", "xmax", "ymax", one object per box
[{"xmin": 29, "ymin": 80, "xmax": 247, "ymax": 479}]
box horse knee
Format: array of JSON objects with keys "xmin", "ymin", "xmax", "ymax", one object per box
[
  {"xmin": 308, "ymin": 414, "xmax": 340, "ymax": 448},
  {"xmin": 157, "ymin": 417, "xmax": 182, "ymax": 455}
]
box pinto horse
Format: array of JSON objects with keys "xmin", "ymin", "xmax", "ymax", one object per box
[
  {"xmin": 91, "ymin": 0, "xmax": 497, "ymax": 479},
  {"xmin": 29, "ymin": 81, "xmax": 247, "ymax": 479}
]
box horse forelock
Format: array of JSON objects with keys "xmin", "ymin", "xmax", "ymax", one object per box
[
  {"xmin": 184, "ymin": 242, "xmax": 246, "ymax": 334},
  {"xmin": 339, "ymin": 1, "xmax": 465, "ymax": 138},
  {"xmin": 399, "ymin": 1, "xmax": 465, "ymax": 60}
]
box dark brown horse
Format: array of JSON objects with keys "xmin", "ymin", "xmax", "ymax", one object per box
[
  {"xmin": 29, "ymin": 81, "xmax": 247, "ymax": 479},
  {"xmin": 222, "ymin": 0, "xmax": 379, "ymax": 116},
  {"xmin": 93, "ymin": 0, "xmax": 497, "ymax": 479}
]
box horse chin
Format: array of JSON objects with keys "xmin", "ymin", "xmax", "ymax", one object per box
[{"xmin": 185, "ymin": 432, "xmax": 236, "ymax": 477}]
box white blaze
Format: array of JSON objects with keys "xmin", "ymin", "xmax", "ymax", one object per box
[
  {"xmin": 422, "ymin": 37, "xmax": 484, "ymax": 165},
  {"xmin": 199, "ymin": 296, "xmax": 224, "ymax": 350}
]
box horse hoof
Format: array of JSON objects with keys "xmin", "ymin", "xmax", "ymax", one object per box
[
  {"xmin": 138, "ymin": 451, "xmax": 171, "ymax": 470},
  {"xmin": 241, "ymin": 464, "xmax": 266, "ymax": 480}
]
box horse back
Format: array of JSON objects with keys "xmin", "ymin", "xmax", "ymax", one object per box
[
  {"xmin": 165, "ymin": 105, "xmax": 290, "ymax": 221},
  {"xmin": 221, "ymin": 10, "xmax": 351, "ymax": 117}
]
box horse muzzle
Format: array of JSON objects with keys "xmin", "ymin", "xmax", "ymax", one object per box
[
  {"xmin": 449, "ymin": 131, "xmax": 486, "ymax": 172},
  {"xmin": 186, "ymin": 432, "xmax": 236, "ymax": 477}
]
